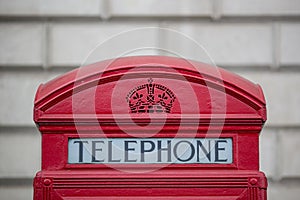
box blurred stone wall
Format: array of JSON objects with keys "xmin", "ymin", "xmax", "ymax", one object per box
[{"xmin": 0, "ymin": 0, "xmax": 300, "ymax": 199}]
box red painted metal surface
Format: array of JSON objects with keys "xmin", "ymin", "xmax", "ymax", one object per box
[{"xmin": 33, "ymin": 56, "xmax": 267, "ymax": 199}]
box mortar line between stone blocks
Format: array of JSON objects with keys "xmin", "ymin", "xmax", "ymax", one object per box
[
  {"xmin": 274, "ymin": 130, "xmax": 282, "ymax": 181},
  {"xmin": 42, "ymin": 21, "xmax": 50, "ymax": 69},
  {"xmin": 157, "ymin": 21, "xmax": 168, "ymax": 57},
  {"xmin": 156, "ymin": 22, "xmax": 163, "ymax": 56},
  {"xmin": 212, "ymin": 0, "xmax": 222, "ymax": 21},
  {"xmin": 0, "ymin": 178, "xmax": 33, "ymax": 186},
  {"xmin": 100, "ymin": 0, "xmax": 111, "ymax": 20},
  {"xmin": 271, "ymin": 23, "xmax": 281, "ymax": 70}
]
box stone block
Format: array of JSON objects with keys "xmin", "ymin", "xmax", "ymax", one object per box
[
  {"xmin": 279, "ymin": 129, "xmax": 300, "ymax": 178},
  {"xmin": 161, "ymin": 23, "xmax": 272, "ymax": 67},
  {"xmin": 50, "ymin": 22, "xmax": 160, "ymax": 66},
  {"xmin": 0, "ymin": 71, "xmax": 62, "ymax": 126},
  {"xmin": 0, "ymin": 23, "xmax": 43, "ymax": 66},
  {"xmin": 110, "ymin": 0, "xmax": 212, "ymax": 17},
  {"xmin": 236, "ymin": 71, "xmax": 300, "ymax": 126},
  {"xmin": 260, "ymin": 128, "xmax": 277, "ymax": 178},
  {"xmin": 0, "ymin": 184, "xmax": 33, "ymax": 200},
  {"xmin": 0, "ymin": 0, "xmax": 102, "ymax": 17},
  {"xmin": 0, "ymin": 128, "xmax": 40, "ymax": 178},
  {"xmin": 222, "ymin": 0, "xmax": 300, "ymax": 16},
  {"xmin": 280, "ymin": 23, "xmax": 300, "ymax": 65},
  {"xmin": 268, "ymin": 181, "xmax": 300, "ymax": 200}
]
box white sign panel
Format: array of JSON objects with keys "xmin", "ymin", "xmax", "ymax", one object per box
[{"xmin": 68, "ymin": 138, "xmax": 232, "ymax": 164}]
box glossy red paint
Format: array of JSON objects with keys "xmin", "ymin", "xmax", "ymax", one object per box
[{"xmin": 34, "ymin": 56, "xmax": 267, "ymax": 199}]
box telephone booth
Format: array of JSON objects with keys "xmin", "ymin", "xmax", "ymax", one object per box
[{"xmin": 33, "ymin": 56, "xmax": 267, "ymax": 199}]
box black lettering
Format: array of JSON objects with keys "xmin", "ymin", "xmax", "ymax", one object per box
[
  {"xmin": 74, "ymin": 140, "xmax": 88, "ymax": 163},
  {"xmin": 125, "ymin": 141, "xmax": 137, "ymax": 162},
  {"xmin": 92, "ymin": 141, "xmax": 104, "ymax": 162},
  {"xmin": 215, "ymin": 140, "xmax": 228, "ymax": 162},
  {"xmin": 157, "ymin": 140, "xmax": 172, "ymax": 162},
  {"xmin": 108, "ymin": 141, "xmax": 121, "ymax": 162},
  {"xmin": 141, "ymin": 140, "xmax": 155, "ymax": 162},
  {"xmin": 196, "ymin": 140, "xmax": 211, "ymax": 162},
  {"xmin": 174, "ymin": 140, "xmax": 195, "ymax": 162}
]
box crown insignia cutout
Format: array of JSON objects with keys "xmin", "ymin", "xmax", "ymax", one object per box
[{"xmin": 126, "ymin": 78, "xmax": 176, "ymax": 113}]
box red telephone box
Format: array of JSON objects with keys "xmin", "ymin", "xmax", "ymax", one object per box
[{"xmin": 33, "ymin": 56, "xmax": 267, "ymax": 199}]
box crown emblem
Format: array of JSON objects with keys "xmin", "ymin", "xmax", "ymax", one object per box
[{"xmin": 126, "ymin": 78, "xmax": 176, "ymax": 113}]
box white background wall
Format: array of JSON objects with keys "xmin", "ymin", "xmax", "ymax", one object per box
[{"xmin": 0, "ymin": 0, "xmax": 300, "ymax": 199}]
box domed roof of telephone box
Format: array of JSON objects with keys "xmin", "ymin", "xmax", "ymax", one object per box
[{"xmin": 34, "ymin": 56, "xmax": 266, "ymax": 125}]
